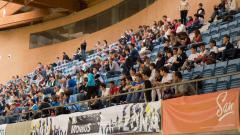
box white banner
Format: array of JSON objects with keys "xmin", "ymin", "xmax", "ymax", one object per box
[
  {"xmin": 30, "ymin": 101, "xmax": 162, "ymax": 135},
  {"xmin": 0, "ymin": 124, "xmax": 6, "ymax": 135},
  {"xmin": 100, "ymin": 101, "xmax": 162, "ymax": 135}
]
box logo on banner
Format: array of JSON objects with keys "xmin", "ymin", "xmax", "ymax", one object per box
[
  {"xmin": 67, "ymin": 113, "xmax": 101, "ymax": 135},
  {"xmin": 216, "ymin": 92, "xmax": 234, "ymax": 121}
]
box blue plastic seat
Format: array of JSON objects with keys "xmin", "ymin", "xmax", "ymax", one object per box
[
  {"xmin": 202, "ymin": 36, "xmax": 211, "ymax": 44},
  {"xmin": 150, "ymin": 53, "xmax": 157, "ymax": 62},
  {"xmin": 226, "ymin": 58, "xmax": 240, "ymax": 73},
  {"xmin": 215, "ymin": 61, "xmax": 227, "ymax": 75},
  {"xmin": 211, "ymin": 33, "xmax": 220, "ymax": 41},
  {"xmin": 152, "ymin": 45, "xmax": 160, "ymax": 54},
  {"xmin": 219, "ymin": 24, "xmax": 228, "ymax": 32},
  {"xmin": 202, "ymin": 30, "xmax": 210, "ymax": 38},
  {"xmin": 182, "ymin": 70, "xmax": 192, "ymax": 80},
  {"xmin": 216, "ymin": 76, "xmax": 230, "ymax": 90},
  {"xmin": 228, "ymin": 20, "xmax": 238, "ymax": 29},
  {"xmin": 68, "ymin": 94, "xmax": 81, "ymax": 112},
  {"xmin": 210, "ymin": 27, "xmax": 219, "ymax": 35},
  {"xmin": 201, "ymin": 79, "xmax": 217, "ymax": 93},
  {"xmin": 192, "ymin": 66, "xmax": 203, "ymax": 78},
  {"xmin": 234, "ymin": 13, "xmax": 240, "ymax": 20},
  {"xmin": 220, "ymin": 30, "xmax": 230, "ymax": 39},
  {"xmin": 203, "ymin": 64, "xmax": 215, "ymax": 78},
  {"xmin": 230, "ymin": 74, "xmax": 240, "ymax": 88},
  {"xmin": 230, "ymin": 27, "xmax": 240, "ymax": 38}
]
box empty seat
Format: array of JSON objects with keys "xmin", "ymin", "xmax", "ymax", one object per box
[
  {"xmin": 210, "ymin": 27, "xmax": 219, "ymax": 35},
  {"xmin": 192, "ymin": 66, "xmax": 203, "ymax": 78},
  {"xmin": 230, "ymin": 74, "xmax": 240, "ymax": 88},
  {"xmin": 216, "ymin": 76, "xmax": 230, "ymax": 90},
  {"xmin": 202, "ymin": 30, "xmax": 210, "ymax": 38},
  {"xmin": 150, "ymin": 53, "xmax": 157, "ymax": 62},
  {"xmin": 211, "ymin": 33, "xmax": 220, "ymax": 41},
  {"xmin": 152, "ymin": 45, "xmax": 160, "ymax": 54},
  {"xmin": 234, "ymin": 13, "xmax": 240, "ymax": 20},
  {"xmin": 202, "ymin": 64, "xmax": 215, "ymax": 78},
  {"xmin": 228, "ymin": 20, "xmax": 238, "ymax": 29},
  {"xmin": 226, "ymin": 58, "xmax": 240, "ymax": 73},
  {"xmin": 220, "ymin": 30, "xmax": 230, "ymax": 39},
  {"xmin": 230, "ymin": 27, "xmax": 240, "ymax": 38},
  {"xmin": 219, "ymin": 24, "xmax": 228, "ymax": 32},
  {"xmin": 215, "ymin": 61, "xmax": 227, "ymax": 75},
  {"xmin": 182, "ymin": 70, "xmax": 192, "ymax": 80},
  {"xmin": 202, "ymin": 36, "xmax": 211, "ymax": 44},
  {"xmin": 201, "ymin": 79, "xmax": 217, "ymax": 94}
]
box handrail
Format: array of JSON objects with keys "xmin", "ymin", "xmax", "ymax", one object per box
[{"xmin": 1, "ymin": 71, "xmax": 240, "ymax": 123}]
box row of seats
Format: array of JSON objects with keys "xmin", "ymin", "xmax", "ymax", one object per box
[{"xmin": 182, "ymin": 58, "xmax": 240, "ymax": 79}]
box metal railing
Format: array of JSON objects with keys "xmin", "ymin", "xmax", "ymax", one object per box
[{"xmin": 1, "ymin": 71, "xmax": 240, "ymax": 124}]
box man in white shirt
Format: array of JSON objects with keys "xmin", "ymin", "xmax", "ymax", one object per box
[
  {"xmin": 209, "ymin": 39, "xmax": 219, "ymax": 54},
  {"xmin": 188, "ymin": 47, "xmax": 200, "ymax": 61}
]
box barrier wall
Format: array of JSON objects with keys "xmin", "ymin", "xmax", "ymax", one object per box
[{"xmin": 0, "ymin": 89, "xmax": 239, "ymax": 135}]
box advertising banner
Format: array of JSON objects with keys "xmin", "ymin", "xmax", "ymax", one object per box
[{"xmin": 163, "ymin": 89, "xmax": 240, "ymax": 135}]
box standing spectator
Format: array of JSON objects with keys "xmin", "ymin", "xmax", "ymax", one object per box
[
  {"xmin": 86, "ymin": 69, "xmax": 96, "ymax": 99},
  {"xmin": 196, "ymin": 3, "xmax": 205, "ymax": 23},
  {"xmin": 81, "ymin": 40, "xmax": 87, "ymax": 60},
  {"xmin": 142, "ymin": 67, "xmax": 153, "ymax": 102},
  {"xmin": 179, "ymin": 0, "xmax": 189, "ymax": 25}
]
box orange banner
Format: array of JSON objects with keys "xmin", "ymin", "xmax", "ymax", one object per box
[{"xmin": 163, "ymin": 89, "xmax": 240, "ymax": 135}]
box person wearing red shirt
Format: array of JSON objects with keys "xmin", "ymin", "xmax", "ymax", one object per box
[
  {"xmin": 109, "ymin": 81, "xmax": 119, "ymax": 95},
  {"xmin": 109, "ymin": 81, "xmax": 119, "ymax": 104}
]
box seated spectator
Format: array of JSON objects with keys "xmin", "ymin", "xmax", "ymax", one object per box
[
  {"xmin": 177, "ymin": 47, "xmax": 188, "ymax": 67},
  {"xmin": 126, "ymin": 73, "xmax": 144, "ymax": 103},
  {"xmin": 176, "ymin": 19, "xmax": 187, "ymax": 34},
  {"xmin": 78, "ymin": 78, "xmax": 88, "ymax": 101},
  {"xmin": 196, "ymin": 43, "xmax": 209, "ymax": 63},
  {"xmin": 38, "ymin": 97, "xmax": 51, "ymax": 118},
  {"xmin": 209, "ymin": 39, "xmax": 219, "ymax": 54},
  {"xmin": 221, "ymin": 35, "xmax": 234, "ymax": 60},
  {"xmin": 139, "ymin": 42, "xmax": 152, "ymax": 56},
  {"xmin": 107, "ymin": 58, "xmax": 121, "ymax": 78},
  {"xmin": 118, "ymin": 77, "xmax": 127, "ymax": 104},
  {"xmin": 159, "ymin": 67, "xmax": 173, "ymax": 99},
  {"xmin": 155, "ymin": 53, "xmax": 165, "ymax": 69},
  {"xmin": 181, "ymin": 46, "xmax": 199, "ymax": 70},
  {"xmin": 226, "ymin": 0, "xmax": 237, "ymax": 14},
  {"xmin": 99, "ymin": 83, "xmax": 109, "ymax": 107},
  {"xmin": 172, "ymin": 71, "xmax": 196, "ymax": 98},
  {"xmin": 209, "ymin": 0, "xmax": 226, "ymax": 23},
  {"xmin": 164, "ymin": 50, "xmax": 175, "ymax": 68},
  {"xmin": 192, "ymin": 29, "xmax": 202, "ymax": 43},
  {"xmin": 109, "ymin": 81, "xmax": 119, "ymax": 104}
]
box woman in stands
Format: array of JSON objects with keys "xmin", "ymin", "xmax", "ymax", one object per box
[{"xmin": 192, "ymin": 29, "xmax": 202, "ymax": 43}]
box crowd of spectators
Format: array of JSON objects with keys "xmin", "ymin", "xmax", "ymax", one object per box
[{"xmin": 0, "ymin": 0, "xmax": 239, "ymax": 123}]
